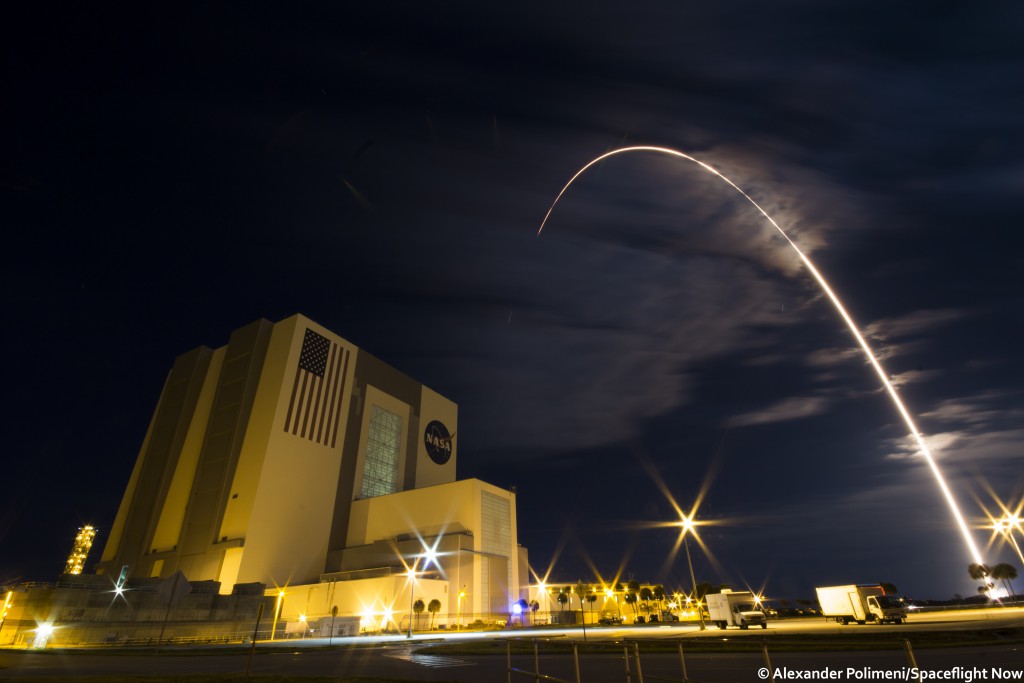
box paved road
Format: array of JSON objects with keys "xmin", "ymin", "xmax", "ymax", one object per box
[
  {"xmin": 2, "ymin": 643, "xmax": 1022, "ymax": 682},
  {"xmin": 1, "ymin": 607, "xmax": 1022, "ymax": 682}
]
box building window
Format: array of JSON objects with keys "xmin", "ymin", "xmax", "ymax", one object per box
[
  {"xmin": 481, "ymin": 491, "xmax": 511, "ymax": 555},
  {"xmin": 360, "ymin": 405, "xmax": 403, "ymax": 498},
  {"xmin": 481, "ymin": 491, "xmax": 512, "ymax": 613}
]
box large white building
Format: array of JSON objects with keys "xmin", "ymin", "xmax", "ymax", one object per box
[{"xmin": 96, "ymin": 314, "xmax": 528, "ymax": 628}]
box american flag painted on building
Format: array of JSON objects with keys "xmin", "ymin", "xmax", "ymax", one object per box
[{"xmin": 283, "ymin": 328, "xmax": 350, "ymax": 447}]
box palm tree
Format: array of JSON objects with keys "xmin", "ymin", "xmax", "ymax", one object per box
[
  {"xmin": 626, "ymin": 580, "xmax": 640, "ymax": 618},
  {"xmin": 413, "ymin": 599, "xmax": 425, "ymax": 630},
  {"xmin": 427, "ymin": 599, "xmax": 441, "ymax": 629},
  {"xmin": 639, "ymin": 586, "xmax": 653, "ymax": 617},
  {"xmin": 969, "ymin": 563, "xmax": 994, "ymax": 596},
  {"xmin": 586, "ymin": 591, "xmax": 597, "ymax": 623},
  {"xmin": 653, "ymin": 585, "xmax": 666, "ymax": 615},
  {"xmin": 575, "ymin": 581, "xmax": 588, "ymax": 625},
  {"xmin": 623, "ymin": 591, "xmax": 638, "ymax": 619},
  {"xmin": 991, "ymin": 563, "xmax": 1018, "ymax": 597},
  {"xmin": 557, "ymin": 590, "xmax": 568, "ymax": 612},
  {"xmin": 1004, "ymin": 564, "xmax": 1018, "ymax": 597},
  {"xmin": 968, "ymin": 563, "xmax": 991, "ymax": 581},
  {"xmin": 529, "ymin": 600, "xmax": 540, "ymax": 626}
]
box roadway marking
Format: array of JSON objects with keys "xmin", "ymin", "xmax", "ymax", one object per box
[{"xmin": 387, "ymin": 650, "xmax": 476, "ymax": 668}]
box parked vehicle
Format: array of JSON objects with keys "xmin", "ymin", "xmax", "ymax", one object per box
[
  {"xmin": 597, "ymin": 612, "xmax": 623, "ymax": 625},
  {"xmin": 707, "ymin": 590, "xmax": 767, "ymax": 630},
  {"xmin": 815, "ymin": 584, "xmax": 908, "ymax": 625}
]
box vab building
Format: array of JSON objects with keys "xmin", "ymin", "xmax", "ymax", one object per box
[{"xmin": 95, "ymin": 314, "xmax": 528, "ymax": 629}]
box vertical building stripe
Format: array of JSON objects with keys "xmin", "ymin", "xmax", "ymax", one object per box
[
  {"xmin": 316, "ymin": 345, "xmax": 339, "ymax": 443},
  {"xmin": 330, "ymin": 350, "xmax": 350, "ymax": 449}
]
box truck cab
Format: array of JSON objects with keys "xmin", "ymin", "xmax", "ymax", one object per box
[{"xmin": 865, "ymin": 594, "xmax": 907, "ymax": 624}]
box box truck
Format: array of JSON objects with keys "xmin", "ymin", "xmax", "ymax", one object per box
[
  {"xmin": 706, "ymin": 590, "xmax": 767, "ymax": 630},
  {"xmin": 815, "ymin": 584, "xmax": 908, "ymax": 625}
]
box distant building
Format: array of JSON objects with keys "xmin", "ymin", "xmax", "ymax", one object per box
[
  {"xmin": 94, "ymin": 314, "xmax": 527, "ymax": 628},
  {"xmin": 64, "ymin": 526, "xmax": 96, "ymax": 576}
]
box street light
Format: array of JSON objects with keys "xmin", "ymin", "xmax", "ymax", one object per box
[
  {"xmin": 680, "ymin": 515, "xmax": 705, "ymax": 631},
  {"xmin": 270, "ymin": 590, "xmax": 285, "ymax": 641},
  {"xmin": 994, "ymin": 515, "xmax": 1024, "ymax": 566},
  {"xmin": 406, "ymin": 561, "xmax": 419, "ymax": 639},
  {"xmin": 405, "ymin": 545, "xmax": 440, "ymax": 639}
]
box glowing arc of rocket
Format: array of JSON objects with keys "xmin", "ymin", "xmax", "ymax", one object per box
[{"xmin": 537, "ymin": 145, "xmax": 984, "ymax": 565}]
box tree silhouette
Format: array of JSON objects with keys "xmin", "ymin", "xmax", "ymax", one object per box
[
  {"xmin": 1004, "ymin": 564, "xmax": 1018, "ymax": 596},
  {"xmin": 625, "ymin": 580, "xmax": 640, "ymax": 618},
  {"xmin": 557, "ymin": 590, "xmax": 568, "ymax": 612},
  {"xmin": 413, "ymin": 599, "xmax": 425, "ymax": 630},
  {"xmin": 968, "ymin": 563, "xmax": 990, "ymax": 581},
  {"xmin": 639, "ymin": 586, "xmax": 653, "ymax": 617},
  {"xmin": 623, "ymin": 591, "xmax": 638, "ymax": 618},
  {"xmin": 969, "ymin": 563, "xmax": 994, "ymax": 597},
  {"xmin": 427, "ymin": 599, "xmax": 441, "ymax": 629},
  {"xmin": 991, "ymin": 563, "xmax": 1019, "ymax": 597},
  {"xmin": 653, "ymin": 585, "xmax": 666, "ymax": 613},
  {"xmin": 575, "ymin": 582, "xmax": 588, "ymax": 625}
]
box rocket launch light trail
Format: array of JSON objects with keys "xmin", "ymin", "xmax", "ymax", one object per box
[{"xmin": 537, "ymin": 146, "xmax": 984, "ymax": 566}]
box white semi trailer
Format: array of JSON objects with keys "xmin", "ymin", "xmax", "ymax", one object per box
[
  {"xmin": 707, "ymin": 590, "xmax": 767, "ymax": 630},
  {"xmin": 815, "ymin": 584, "xmax": 908, "ymax": 625}
]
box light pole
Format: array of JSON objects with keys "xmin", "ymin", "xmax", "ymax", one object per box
[
  {"xmin": 681, "ymin": 515, "xmax": 705, "ymax": 631},
  {"xmin": 456, "ymin": 587, "xmax": 465, "ymax": 631},
  {"xmin": 407, "ymin": 558, "xmax": 419, "ymax": 639},
  {"xmin": 270, "ymin": 590, "xmax": 284, "ymax": 641}
]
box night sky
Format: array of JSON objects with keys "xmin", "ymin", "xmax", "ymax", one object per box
[{"xmin": 4, "ymin": 2, "xmax": 1023, "ymax": 602}]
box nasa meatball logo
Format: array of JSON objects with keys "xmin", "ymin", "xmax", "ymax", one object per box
[{"xmin": 424, "ymin": 420, "xmax": 454, "ymax": 465}]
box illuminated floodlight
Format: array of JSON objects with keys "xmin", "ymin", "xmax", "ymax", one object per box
[
  {"xmin": 421, "ymin": 546, "xmax": 438, "ymax": 569},
  {"xmin": 32, "ymin": 623, "xmax": 55, "ymax": 648},
  {"xmin": 298, "ymin": 614, "xmax": 307, "ymax": 623},
  {"xmin": 986, "ymin": 510, "xmax": 1024, "ymax": 566},
  {"xmin": 511, "ymin": 602, "xmax": 523, "ymax": 615}
]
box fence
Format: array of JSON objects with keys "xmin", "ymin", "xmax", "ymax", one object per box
[{"xmin": 505, "ymin": 636, "xmax": 926, "ymax": 683}]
